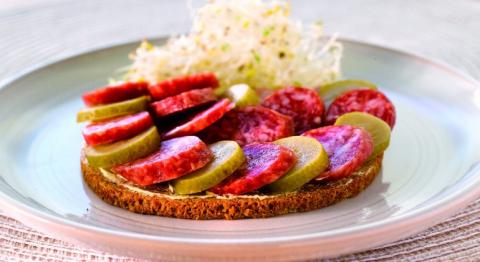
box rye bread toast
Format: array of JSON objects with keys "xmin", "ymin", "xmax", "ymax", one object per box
[{"xmin": 81, "ymin": 150, "xmax": 382, "ymax": 220}]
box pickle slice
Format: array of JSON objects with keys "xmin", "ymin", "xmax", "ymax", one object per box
[
  {"xmin": 224, "ymin": 83, "xmax": 260, "ymax": 107},
  {"xmin": 319, "ymin": 79, "xmax": 377, "ymax": 103},
  {"xmin": 85, "ymin": 126, "xmax": 161, "ymax": 168},
  {"xmin": 77, "ymin": 96, "xmax": 149, "ymax": 123},
  {"xmin": 266, "ymin": 136, "xmax": 329, "ymax": 193},
  {"xmin": 172, "ymin": 140, "xmax": 245, "ymax": 195},
  {"xmin": 334, "ymin": 112, "xmax": 391, "ymax": 160}
]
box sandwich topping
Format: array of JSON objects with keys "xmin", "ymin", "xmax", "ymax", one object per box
[
  {"xmin": 77, "ymin": 74, "xmax": 395, "ymax": 196},
  {"xmin": 75, "ymin": 1, "xmax": 395, "ymax": 204}
]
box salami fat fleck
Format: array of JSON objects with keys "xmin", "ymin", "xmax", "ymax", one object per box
[
  {"xmin": 148, "ymin": 72, "xmax": 219, "ymax": 100},
  {"xmin": 164, "ymin": 99, "xmax": 235, "ymax": 139},
  {"xmin": 82, "ymin": 111, "xmax": 153, "ymax": 146},
  {"xmin": 112, "ymin": 136, "xmax": 213, "ymax": 186},
  {"xmin": 82, "ymin": 81, "xmax": 149, "ymax": 107},
  {"xmin": 201, "ymin": 106, "xmax": 294, "ymax": 146},
  {"xmin": 262, "ymin": 87, "xmax": 325, "ymax": 133},
  {"xmin": 325, "ymin": 89, "xmax": 396, "ymax": 128},
  {"xmin": 150, "ymin": 88, "xmax": 217, "ymax": 118},
  {"xmin": 210, "ymin": 143, "xmax": 297, "ymax": 195},
  {"xmin": 302, "ymin": 125, "xmax": 373, "ymax": 180}
]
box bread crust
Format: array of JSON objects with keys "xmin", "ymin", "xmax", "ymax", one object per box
[{"xmin": 81, "ymin": 153, "xmax": 382, "ymax": 220}]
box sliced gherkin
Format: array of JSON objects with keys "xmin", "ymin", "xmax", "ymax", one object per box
[
  {"xmin": 334, "ymin": 112, "xmax": 391, "ymax": 160},
  {"xmin": 172, "ymin": 141, "xmax": 245, "ymax": 195},
  {"xmin": 85, "ymin": 126, "xmax": 161, "ymax": 168},
  {"xmin": 266, "ymin": 136, "xmax": 329, "ymax": 193},
  {"xmin": 77, "ymin": 96, "xmax": 149, "ymax": 123},
  {"xmin": 224, "ymin": 83, "xmax": 260, "ymax": 108}
]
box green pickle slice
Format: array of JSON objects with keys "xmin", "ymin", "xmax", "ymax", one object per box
[
  {"xmin": 224, "ymin": 83, "xmax": 260, "ymax": 107},
  {"xmin": 77, "ymin": 96, "xmax": 149, "ymax": 123},
  {"xmin": 334, "ymin": 112, "xmax": 391, "ymax": 160},
  {"xmin": 85, "ymin": 126, "xmax": 161, "ymax": 168},
  {"xmin": 319, "ymin": 79, "xmax": 377, "ymax": 103},
  {"xmin": 172, "ymin": 140, "xmax": 245, "ymax": 195},
  {"xmin": 266, "ymin": 136, "xmax": 329, "ymax": 193}
]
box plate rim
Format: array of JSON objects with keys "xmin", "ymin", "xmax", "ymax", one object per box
[{"xmin": 1, "ymin": 37, "xmax": 480, "ymax": 248}]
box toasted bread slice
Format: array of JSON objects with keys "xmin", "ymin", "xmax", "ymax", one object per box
[{"xmin": 81, "ymin": 150, "xmax": 382, "ymax": 220}]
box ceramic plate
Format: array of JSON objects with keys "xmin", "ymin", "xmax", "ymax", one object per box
[{"xmin": 1, "ymin": 38, "xmax": 480, "ymax": 261}]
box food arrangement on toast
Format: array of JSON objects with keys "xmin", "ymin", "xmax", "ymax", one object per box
[{"xmin": 76, "ymin": 0, "xmax": 395, "ymax": 219}]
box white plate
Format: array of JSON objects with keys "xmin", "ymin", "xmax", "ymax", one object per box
[{"xmin": 0, "ymin": 39, "xmax": 480, "ymax": 261}]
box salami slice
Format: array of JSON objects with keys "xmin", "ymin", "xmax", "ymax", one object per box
[
  {"xmin": 150, "ymin": 88, "xmax": 217, "ymax": 118},
  {"xmin": 325, "ymin": 89, "xmax": 396, "ymax": 128},
  {"xmin": 82, "ymin": 111, "xmax": 153, "ymax": 146},
  {"xmin": 82, "ymin": 81, "xmax": 148, "ymax": 107},
  {"xmin": 201, "ymin": 106, "xmax": 294, "ymax": 146},
  {"xmin": 112, "ymin": 136, "xmax": 213, "ymax": 186},
  {"xmin": 148, "ymin": 72, "xmax": 219, "ymax": 100},
  {"xmin": 262, "ymin": 87, "xmax": 325, "ymax": 133},
  {"xmin": 210, "ymin": 143, "xmax": 297, "ymax": 195},
  {"xmin": 164, "ymin": 99, "xmax": 235, "ymax": 139},
  {"xmin": 302, "ymin": 125, "xmax": 373, "ymax": 180}
]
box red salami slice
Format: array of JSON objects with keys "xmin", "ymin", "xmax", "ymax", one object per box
[
  {"xmin": 164, "ymin": 99, "xmax": 235, "ymax": 139},
  {"xmin": 302, "ymin": 125, "xmax": 373, "ymax": 180},
  {"xmin": 210, "ymin": 143, "xmax": 297, "ymax": 195},
  {"xmin": 112, "ymin": 136, "xmax": 213, "ymax": 186},
  {"xmin": 82, "ymin": 111, "xmax": 153, "ymax": 146},
  {"xmin": 150, "ymin": 88, "xmax": 217, "ymax": 118},
  {"xmin": 325, "ymin": 89, "xmax": 396, "ymax": 128},
  {"xmin": 82, "ymin": 81, "xmax": 149, "ymax": 107},
  {"xmin": 201, "ymin": 106, "xmax": 294, "ymax": 146},
  {"xmin": 262, "ymin": 87, "xmax": 325, "ymax": 133},
  {"xmin": 148, "ymin": 72, "xmax": 219, "ymax": 100}
]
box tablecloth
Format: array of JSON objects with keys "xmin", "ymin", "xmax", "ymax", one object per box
[{"xmin": 0, "ymin": 0, "xmax": 479, "ymax": 261}]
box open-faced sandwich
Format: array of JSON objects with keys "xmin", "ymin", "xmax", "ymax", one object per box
[{"xmin": 76, "ymin": 0, "xmax": 395, "ymax": 220}]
